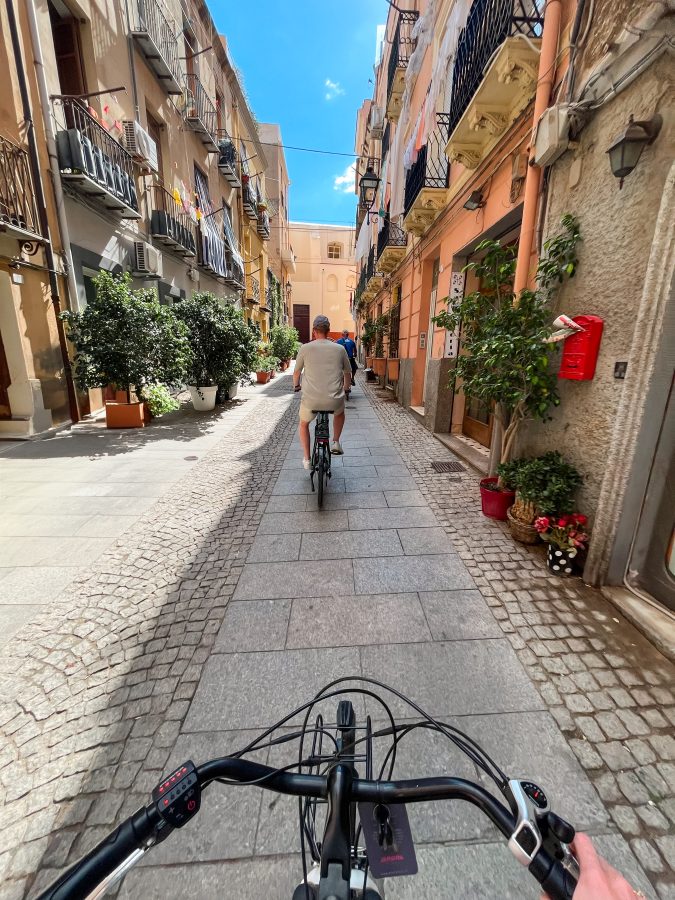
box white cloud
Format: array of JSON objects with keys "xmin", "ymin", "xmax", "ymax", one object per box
[
  {"xmin": 324, "ymin": 78, "xmax": 345, "ymax": 101},
  {"xmin": 334, "ymin": 163, "xmax": 356, "ymax": 194}
]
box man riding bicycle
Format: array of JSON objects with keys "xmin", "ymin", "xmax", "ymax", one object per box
[
  {"xmin": 293, "ymin": 315, "xmax": 352, "ymax": 468},
  {"xmin": 337, "ymin": 329, "xmax": 358, "ymax": 385}
]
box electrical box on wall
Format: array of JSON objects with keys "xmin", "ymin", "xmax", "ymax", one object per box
[{"xmin": 558, "ymin": 315, "xmax": 604, "ymax": 381}]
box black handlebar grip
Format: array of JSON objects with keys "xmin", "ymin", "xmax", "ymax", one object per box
[
  {"xmin": 37, "ymin": 805, "xmax": 160, "ymax": 899},
  {"xmin": 532, "ymin": 855, "xmax": 577, "ymax": 900}
]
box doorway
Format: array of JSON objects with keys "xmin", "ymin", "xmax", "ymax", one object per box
[
  {"xmin": 293, "ymin": 304, "xmax": 310, "ymax": 343},
  {"xmin": 49, "ymin": 0, "xmax": 87, "ymax": 97},
  {"xmin": 422, "ymin": 258, "xmax": 440, "ymax": 406},
  {"xmin": 0, "ymin": 328, "xmax": 11, "ymax": 418}
]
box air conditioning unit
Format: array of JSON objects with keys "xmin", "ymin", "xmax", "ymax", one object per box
[
  {"xmin": 123, "ymin": 120, "xmax": 159, "ymax": 173},
  {"xmin": 534, "ymin": 104, "xmax": 571, "ymax": 168},
  {"xmin": 132, "ymin": 241, "xmax": 162, "ymax": 277},
  {"xmin": 370, "ymin": 105, "xmax": 385, "ymax": 139}
]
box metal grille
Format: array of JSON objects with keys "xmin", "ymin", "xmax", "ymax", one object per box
[
  {"xmin": 377, "ymin": 217, "xmax": 407, "ymax": 261},
  {"xmin": 388, "ymin": 300, "xmax": 401, "ymax": 358},
  {"xmin": 447, "ymin": 0, "xmax": 544, "ymax": 136},
  {"xmin": 381, "ymin": 121, "xmax": 391, "ymax": 162},
  {"xmin": 0, "ymin": 135, "xmax": 39, "ymax": 236},
  {"xmin": 403, "ymin": 114, "xmax": 451, "ymax": 217},
  {"xmin": 431, "ymin": 460, "xmax": 466, "ymax": 473},
  {"xmin": 184, "ymin": 73, "xmax": 218, "ymax": 145},
  {"xmin": 128, "ymin": 0, "xmax": 182, "ymax": 89},
  {"xmin": 386, "ymin": 11, "xmax": 419, "ymax": 105}
]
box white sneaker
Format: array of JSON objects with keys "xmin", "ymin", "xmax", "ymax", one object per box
[
  {"xmin": 303, "ymin": 458, "xmax": 311, "ymax": 470},
  {"xmin": 331, "ymin": 441, "xmax": 343, "ymax": 455}
]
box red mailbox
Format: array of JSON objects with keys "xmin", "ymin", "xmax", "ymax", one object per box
[{"xmin": 558, "ymin": 315, "xmax": 604, "ymax": 381}]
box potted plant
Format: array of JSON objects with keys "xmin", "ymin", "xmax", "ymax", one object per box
[
  {"xmin": 535, "ymin": 513, "xmax": 589, "ymax": 575},
  {"xmin": 499, "ymin": 452, "xmax": 583, "ymax": 543},
  {"xmin": 362, "ymin": 320, "xmax": 377, "ymax": 368},
  {"xmin": 253, "ymin": 354, "xmax": 276, "ymax": 384},
  {"xmin": 432, "ymin": 216, "xmax": 581, "ymax": 520},
  {"xmin": 174, "ymin": 293, "xmax": 256, "ymax": 412},
  {"xmin": 269, "ymin": 324, "xmax": 300, "ymax": 369},
  {"xmin": 145, "ymin": 384, "xmax": 179, "ymax": 418},
  {"xmin": 62, "ymin": 272, "xmax": 190, "ymax": 428},
  {"xmin": 373, "ymin": 312, "xmax": 389, "ymax": 377}
]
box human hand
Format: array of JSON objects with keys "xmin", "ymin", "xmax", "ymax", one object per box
[{"xmin": 541, "ymin": 833, "xmax": 643, "ymax": 900}]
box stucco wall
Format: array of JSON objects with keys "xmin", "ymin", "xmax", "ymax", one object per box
[{"xmin": 517, "ymin": 57, "xmax": 674, "ymax": 522}]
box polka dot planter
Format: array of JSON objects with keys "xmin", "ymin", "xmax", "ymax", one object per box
[{"xmin": 546, "ymin": 545, "xmax": 576, "ymax": 576}]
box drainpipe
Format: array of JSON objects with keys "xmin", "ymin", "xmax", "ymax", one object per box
[
  {"xmin": 513, "ymin": 0, "xmax": 563, "ymax": 296},
  {"xmin": 6, "ymin": 0, "xmax": 80, "ymax": 424},
  {"xmin": 24, "ymin": 0, "xmax": 81, "ymax": 314}
]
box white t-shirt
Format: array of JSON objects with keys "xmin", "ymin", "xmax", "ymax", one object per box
[{"xmin": 295, "ymin": 339, "xmax": 351, "ymax": 411}]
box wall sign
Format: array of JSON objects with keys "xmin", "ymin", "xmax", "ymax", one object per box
[
  {"xmin": 419, "ymin": 332, "xmax": 426, "ymax": 349},
  {"xmin": 444, "ymin": 270, "xmax": 465, "ymax": 358}
]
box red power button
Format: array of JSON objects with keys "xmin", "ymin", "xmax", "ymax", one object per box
[{"xmin": 187, "ymin": 799, "xmax": 196, "ymax": 812}]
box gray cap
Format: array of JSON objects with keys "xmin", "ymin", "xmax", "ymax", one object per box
[{"xmin": 313, "ymin": 314, "xmax": 330, "ymax": 331}]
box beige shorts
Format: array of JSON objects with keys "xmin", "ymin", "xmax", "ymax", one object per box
[{"xmin": 299, "ymin": 402, "xmax": 345, "ymax": 423}]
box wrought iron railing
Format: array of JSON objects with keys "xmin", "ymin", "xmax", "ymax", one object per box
[
  {"xmin": 257, "ymin": 209, "xmax": 270, "ymax": 238},
  {"xmin": 128, "ymin": 0, "xmax": 182, "ymax": 91},
  {"xmin": 225, "ymin": 254, "xmax": 245, "ymax": 288},
  {"xmin": 53, "ymin": 98, "xmax": 139, "ymax": 214},
  {"xmin": 184, "ymin": 73, "xmax": 218, "ymax": 144},
  {"xmin": 354, "ymin": 266, "xmax": 368, "ymax": 309},
  {"xmin": 217, "ymin": 134, "xmax": 239, "ymax": 180},
  {"xmin": 403, "ymin": 113, "xmax": 451, "ymax": 217},
  {"xmin": 365, "ymin": 246, "xmax": 375, "ymax": 282},
  {"xmin": 150, "ymin": 184, "xmax": 196, "ymax": 256},
  {"xmin": 377, "ymin": 217, "xmax": 407, "ymax": 260},
  {"xmin": 386, "ymin": 11, "xmax": 419, "ymax": 104},
  {"xmin": 389, "ymin": 301, "xmax": 401, "ymax": 358},
  {"xmin": 381, "ymin": 121, "xmax": 391, "ymax": 162},
  {"xmin": 0, "ymin": 135, "xmax": 40, "ymax": 236},
  {"xmin": 447, "ymin": 0, "xmax": 544, "ymax": 136},
  {"xmin": 248, "ymin": 276, "xmax": 260, "ymax": 303},
  {"xmin": 242, "ymin": 180, "xmax": 257, "ymax": 218}
]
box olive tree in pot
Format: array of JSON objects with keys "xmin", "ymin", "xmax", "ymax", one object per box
[
  {"xmin": 174, "ymin": 293, "xmax": 257, "ymax": 411},
  {"xmin": 62, "ymin": 272, "xmax": 190, "ymax": 428},
  {"xmin": 433, "ymin": 215, "xmax": 581, "ymax": 520}
]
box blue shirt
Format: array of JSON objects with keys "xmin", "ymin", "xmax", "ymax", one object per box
[{"xmin": 337, "ymin": 337, "xmax": 356, "ymax": 358}]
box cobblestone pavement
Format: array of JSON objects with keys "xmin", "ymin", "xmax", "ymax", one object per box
[{"xmin": 0, "ymin": 374, "xmax": 672, "ymax": 899}]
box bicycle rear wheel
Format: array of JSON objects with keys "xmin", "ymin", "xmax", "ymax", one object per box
[{"xmin": 317, "ymin": 454, "xmax": 325, "ymax": 508}]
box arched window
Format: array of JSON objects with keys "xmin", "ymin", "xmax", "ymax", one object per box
[
  {"xmin": 326, "ymin": 274, "xmax": 338, "ymax": 292},
  {"xmin": 327, "ymin": 242, "xmax": 342, "ymax": 259}
]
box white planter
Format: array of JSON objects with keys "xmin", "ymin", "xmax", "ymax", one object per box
[
  {"xmin": 227, "ymin": 382, "xmax": 238, "ymax": 400},
  {"xmin": 188, "ymin": 385, "xmax": 217, "ymax": 411}
]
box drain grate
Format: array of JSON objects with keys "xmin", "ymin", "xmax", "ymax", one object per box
[{"xmin": 431, "ymin": 460, "xmax": 465, "ymax": 474}]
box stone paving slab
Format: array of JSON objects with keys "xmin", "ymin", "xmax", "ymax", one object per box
[
  {"xmin": 353, "ymin": 553, "xmax": 473, "ymax": 594},
  {"xmin": 360, "ymin": 640, "xmax": 543, "ymax": 716},
  {"xmin": 0, "ymin": 567, "xmax": 76, "ymax": 604},
  {"xmin": 258, "ymin": 510, "xmax": 349, "ymax": 534},
  {"xmin": 247, "ymin": 533, "xmax": 301, "ymax": 563},
  {"xmin": 348, "ymin": 506, "xmax": 438, "ymax": 530},
  {"xmin": 272, "ymin": 477, "xmax": 345, "ymax": 496},
  {"xmin": 0, "ymin": 536, "xmax": 112, "ymax": 567},
  {"xmin": 343, "ymin": 475, "xmax": 418, "ymax": 493},
  {"xmin": 319, "ymin": 492, "xmax": 389, "ymax": 510},
  {"xmin": 384, "ymin": 490, "xmax": 428, "ymax": 507},
  {"xmin": 298, "ymin": 528, "xmax": 403, "ymax": 560},
  {"xmin": 286, "ymin": 593, "xmax": 431, "ymax": 649},
  {"xmin": 397, "ymin": 526, "xmax": 452, "ymax": 555},
  {"xmin": 214, "ymin": 600, "xmax": 292, "ymax": 652},
  {"xmin": 183, "ymin": 648, "xmax": 361, "ymax": 731},
  {"xmin": 419, "ymin": 589, "xmax": 504, "ymax": 640},
  {"xmin": 0, "ymin": 605, "xmax": 43, "ymax": 651}
]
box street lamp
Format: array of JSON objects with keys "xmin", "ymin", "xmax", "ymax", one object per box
[
  {"xmin": 606, "ymin": 114, "xmax": 662, "ymax": 188},
  {"xmin": 359, "ymin": 164, "xmax": 380, "ymax": 208}
]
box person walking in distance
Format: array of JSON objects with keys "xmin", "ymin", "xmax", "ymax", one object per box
[
  {"xmin": 293, "ymin": 315, "xmax": 352, "ymax": 467},
  {"xmin": 337, "ymin": 329, "xmax": 358, "ymax": 385}
]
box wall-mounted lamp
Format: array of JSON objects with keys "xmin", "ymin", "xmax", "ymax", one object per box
[
  {"xmin": 606, "ymin": 114, "xmax": 662, "ymax": 188},
  {"xmin": 285, "ymin": 280, "xmax": 292, "ymax": 300},
  {"xmin": 359, "ymin": 165, "xmax": 380, "ymax": 208},
  {"xmin": 463, "ymin": 190, "xmax": 485, "ymax": 211}
]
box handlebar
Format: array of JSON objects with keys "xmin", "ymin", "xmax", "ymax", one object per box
[{"xmin": 39, "ymin": 759, "xmax": 576, "ymax": 900}]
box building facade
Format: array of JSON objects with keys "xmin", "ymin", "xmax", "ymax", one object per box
[
  {"xmin": 8, "ymin": 0, "xmax": 274, "ymax": 418},
  {"xmin": 289, "ymin": 223, "xmax": 356, "ymax": 342},
  {"xmin": 351, "ymin": 0, "xmax": 674, "ymax": 626},
  {"xmin": 258, "ymin": 123, "xmax": 295, "ymax": 327}
]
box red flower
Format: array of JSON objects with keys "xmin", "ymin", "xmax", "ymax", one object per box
[
  {"xmin": 557, "ymin": 516, "xmax": 570, "ymax": 527},
  {"xmin": 534, "ymin": 516, "xmax": 550, "ymax": 533},
  {"xmin": 573, "ymin": 513, "xmax": 588, "ymax": 526}
]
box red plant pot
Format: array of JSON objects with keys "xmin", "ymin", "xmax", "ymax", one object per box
[
  {"xmin": 256, "ymin": 371, "xmax": 270, "ymax": 384},
  {"xmin": 479, "ymin": 477, "xmax": 515, "ymax": 520}
]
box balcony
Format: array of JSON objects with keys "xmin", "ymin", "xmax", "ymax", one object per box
[
  {"xmin": 128, "ymin": 0, "xmax": 182, "ymax": 95},
  {"xmin": 241, "ymin": 180, "xmax": 257, "ymax": 221},
  {"xmin": 184, "ymin": 74, "xmax": 218, "ymax": 152},
  {"xmin": 445, "ymin": 0, "xmax": 543, "ymax": 170},
  {"xmin": 386, "ymin": 11, "xmax": 419, "ymax": 122},
  {"xmin": 217, "ymin": 136, "xmax": 241, "ymax": 187},
  {"xmin": 403, "ymin": 114, "xmax": 450, "ymax": 236},
  {"xmin": 0, "ymin": 135, "xmax": 41, "ymax": 241},
  {"xmin": 257, "ymin": 208, "xmax": 270, "ymax": 240},
  {"xmin": 246, "ymin": 274, "xmax": 260, "ymax": 305},
  {"xmin": 150, "ymin": 185, "xmax": 196, "ymax": 257},
  {"xmin": 362, "ymin": 246, "xmax": 385, "ymax": 302},
  {"xmin": 225, "ymin": 255, "xmax": 245, "ymax": 289},
  {"xmin": 281, "ymin": 245, "xmax": 296, "ymax": 273},
  {"xmin": 381, "ymin": 121, "xmax": 391, "ymax": 162},
  {"xmin": 377, "ymin": 217, "xmax": 407, "ymax": 272},
  {"xmin": 197, "ymin": 218, "xmax": 227, "ymax": 280},
  {"xmin": 54, "ymin": 99, "xmax": 140, "ymax": 219}
]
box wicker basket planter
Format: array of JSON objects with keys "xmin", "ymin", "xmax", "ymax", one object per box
[{"xmin": 506, "ymin": 506, "xmax": 540, "ymax": 544}]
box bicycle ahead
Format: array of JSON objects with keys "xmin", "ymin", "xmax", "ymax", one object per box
[
  {"xmin": 310, "ymin": 410, "xmax": 332, "ymax": 508},
  {"xmin": 40, "ymin": 678, "xmax": 580, "ymax": 900}
]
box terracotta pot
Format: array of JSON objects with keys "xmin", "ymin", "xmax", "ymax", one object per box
[
  {"xmin": 366, "ymin": 356, "xmax": 374, "ymax": 368},
  {"xmin": 387, "ymin": 358, "xmax": 400, "ymax": 381},
  {"xmin": 105, "ymin": 401, "xmax": 146, "ymax": 429},
  {"xmin": 256, "ymin": 371, "xmax": 270, "ymax": 384},
  {"xmin": 373, "ymin": 357, "xmax": 386, "ymax": 377},
  {"xmin": 479, "ymin": 477, "xmax": 515, "ymax": 520}
]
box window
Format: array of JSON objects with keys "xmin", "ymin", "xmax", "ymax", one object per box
[
  {"xmin": 49, "ymin": 0, "xmax": 87, "ymax": 96},
  {"xmin": 389, "ymin": 286, "xmax": 401, "ymax": 358},
  {"xmin": 146, "ymin": 112, "xmax": 164, "ymax": 181},
  {"xmin": 326, "ymin": 274, "xmax": 338, "ymax": 292},
  {"xmin": 327, "ymin": 242, "xmax": 342, "ymax": 259}
]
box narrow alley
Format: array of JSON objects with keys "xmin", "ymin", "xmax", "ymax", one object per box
[{"xmin": 1, "ymin": 373, "xmax": 672, "ymax": 899}]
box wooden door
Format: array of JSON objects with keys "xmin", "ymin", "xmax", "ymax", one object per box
[
  {"xmin": 50, "ymin": 3, "xmax": 87, "ymax": 96},
  {"xmin": 293, "ymin": 304, "xmax": 310, "ymax": 344},
  {"xmin": 462, "ymin": 396, "xmax": 493, "ymax": 446},
  {"xmin": 0, "ymin": 328, "xmax": 11, "ymax": 418}
]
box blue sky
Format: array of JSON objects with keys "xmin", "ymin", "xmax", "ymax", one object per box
[{"xmin": 210, "ymin": 0, "xmax": 386, "ymax": 225}]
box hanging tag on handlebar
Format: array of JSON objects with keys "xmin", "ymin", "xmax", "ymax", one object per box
[
  {"xmin": 358, "ymin": 803, "xmax": 418, "ymax": 879},
  {"xmin": 153, "ymin": 760, "xmax": 201, "ymax": 828}
]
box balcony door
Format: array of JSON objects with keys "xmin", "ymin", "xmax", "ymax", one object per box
[
  {"xmin": 422, "ymin": 258, "xmax": 440, "ymax": 405},
  {"xmin": 49, "ymin": 1, "xmax": 87, "ymax": 97}
]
